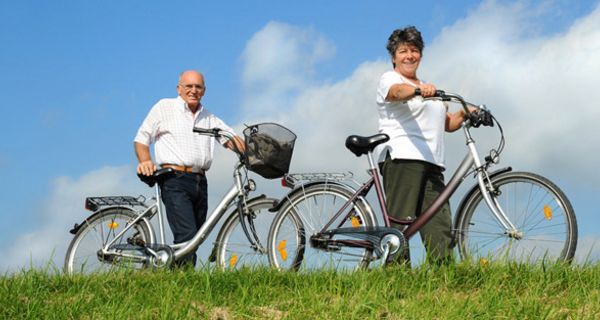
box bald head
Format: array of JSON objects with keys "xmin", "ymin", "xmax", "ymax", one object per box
[{"xmin": 177, "ymin": 70, "xmax": 206, "ymax": 111}]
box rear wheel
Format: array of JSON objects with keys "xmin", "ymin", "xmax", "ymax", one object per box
[
  {"xmin": 64, "ymin": 208, "xmax": 153, "ymax": 274},
  {"xmin": 456, "ymin": 172, "xmax": 577, "ymax": 264},
  {"xmin": 268, "ymin": 183, "xmax": 375, "ymax": 271},
  {"xmin": 214, "ymin": 197, "xmax": 278, "ymax": 270}
]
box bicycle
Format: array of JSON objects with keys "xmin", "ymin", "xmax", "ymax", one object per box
[
  {"xmin": 64, "ymin": 123, "xmax": 296, "ymax": 274},
  {"xmin": 267, "ymin": 90, "xmax": 577, "ymax": 271}
]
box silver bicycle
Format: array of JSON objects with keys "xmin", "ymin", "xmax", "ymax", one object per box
[
  {"xmin": 268, "ymin": 91, "xmax": 578, "ymax": 271},
  {"xmin": 64, "ymin": 123, "xmax": 295, "ymax": 274}
]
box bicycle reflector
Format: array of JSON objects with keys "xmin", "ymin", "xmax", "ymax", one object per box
[
  {"xmin": 107, "ymin": 221, "xmax": 119, "ymax": 229},
  {"xmin": 277, "ymin": 240, "xmax": 288, "ymax": 261},
  {"xmin": 229, "ymin": 254, "xmax": 238, "ymax": 268},
  {"xmin": 281, "ymin": 177, "xmax": 292, "ymax": 189},
  {"xmin": 543, "ymin": 204, "xmax": 553, "ymax": 220}
]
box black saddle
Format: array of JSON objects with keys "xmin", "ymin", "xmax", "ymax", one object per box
[
  {"xmin": 137, "ymin": 168, "xmax": 175, "ymax": 187},
  {"xmin": 345, "ymin": 134, "xmax": 389, "ymax": 157}
]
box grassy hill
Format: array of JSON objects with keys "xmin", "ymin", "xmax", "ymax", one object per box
[{"xmin": 2, "ymin": 262, "xmax": 599, "ymax": 319}]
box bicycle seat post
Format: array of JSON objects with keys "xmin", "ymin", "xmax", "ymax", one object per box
[
  {"xmin": 155, "ymin": 182, "xmax": 166, "ymax": 245},
  {"xmin": 366, "ymin": 151, "xmax": 378, "ymax": 171}
]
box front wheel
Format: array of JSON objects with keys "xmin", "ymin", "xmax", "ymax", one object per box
[
  {"xmin": 64, "ymin": 207, "xmax": 154, "ymax": 274},
  {"xmin": 268, "ymin": 183, "xmax": 375, "ymax": 271},
  {"xmin": 214, "ymin": 197, "xmax": 278, "ymax": 270},
  {"xmin": 455, "ymin": 172, "xmax": 577, "ymax": 264}
]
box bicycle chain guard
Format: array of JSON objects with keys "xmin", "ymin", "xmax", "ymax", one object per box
[
  {"xmin": 98, "ymin": 243, "xmax": 174, "ymax": 269},
  {"xmin": 319, "ymin": 226, "xmax": 407, "ymax": 259}
]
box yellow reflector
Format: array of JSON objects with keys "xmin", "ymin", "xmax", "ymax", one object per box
[
  {"xmin": 543, "ymin": 205, "xmax": 553, "ymax": 221},
  {"xmin": 479, "ymin": 258, "xmax": 489, "ymax": 266},
  {"xmin": 277, "ymin": 240, "xmax": 288, "ymax": 261},
  {"xmin": 229, "ymin": 254, "xmax": 238, "ymax": 268},
  {"xmin": 108, "ymin": 221, "xmax": 119, "ymax": 229},
  {"xmin": 351, "ymin": 216, "xmax": 361, "ymax": 228}
]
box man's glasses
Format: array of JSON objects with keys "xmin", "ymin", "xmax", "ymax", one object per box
[{"xmin": 179, "ymin": 84, "xmax": 205, "ymax": 91}]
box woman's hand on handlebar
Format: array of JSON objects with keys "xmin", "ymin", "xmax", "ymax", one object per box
[
  {"xmin": 137, "ymin": 160, "xmax": 156, "ymax": 176},
  {"xmin": 415, "ymin": 83, "xmax": 437, "ymax": 97}
]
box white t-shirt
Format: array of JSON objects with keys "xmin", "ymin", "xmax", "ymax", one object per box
[
  {"xmin": 134, "ymin": 96, "xmax": 235, "ymax": 171},
  {"xmin": 375, "ymin": 71, "xmax": 447, "ymax": 168}
]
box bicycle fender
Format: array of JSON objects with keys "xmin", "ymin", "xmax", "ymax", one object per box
[
  {"xmin": 268, "ymin": 180, "xmax": 359, "ymax": 213},
  {"xmin": 209, "ymin": 195, "xmax": 277, "ymax": 262},
  {"xmin": 452, "ymin": 166, "xmax": 512, "ymax": 231},
  {"xmin": 68, "ymin": 206, "xmax": 145, "ymax": 235}
]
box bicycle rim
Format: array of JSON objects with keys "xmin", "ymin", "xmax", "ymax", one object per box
[
  {"xmin": 215, "ymin": 198, "xmax": 278, "ymax": 270},
  {"xmin": 457, "ymin": 172, "xmax": 577, "ymax": 264},
  {"xmin": 64, "ymin": 208, "xmax": 152, "ymax": 274},
  {"xmin": 269, "ymin": 184, "xmax": 374, "ymax": 271}
]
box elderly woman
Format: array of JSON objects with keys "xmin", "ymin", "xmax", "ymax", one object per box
[{"xmin": 376, "ymin": 26, "xmax": 467, "ymax": 265}]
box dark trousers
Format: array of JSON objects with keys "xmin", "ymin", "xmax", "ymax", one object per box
[
  {"xmin": 159, "ymin": 171, "xmax": 208, "ymax": 267},
  {"xmin": 379, "ymin": 158, "xmax": 454, "ymax": 265}
]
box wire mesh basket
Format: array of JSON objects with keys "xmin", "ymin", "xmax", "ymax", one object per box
[{"xmin": 243, "ymin": 123, "xmax": 296, "ymax": 179}]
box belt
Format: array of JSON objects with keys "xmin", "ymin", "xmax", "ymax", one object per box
[{"xmin": 161, "ymin": 164, "xmax": 205, "ymax": 175}]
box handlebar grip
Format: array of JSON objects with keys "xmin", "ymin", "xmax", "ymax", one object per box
[
  {"xmin": 193, "ymin": 127, "xmax": 222, "ymax": 136},
  {"xmin": 413, "ymin": 88, "xmax": 445, "ymax": 97}
]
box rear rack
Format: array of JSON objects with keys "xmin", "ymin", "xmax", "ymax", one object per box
[
  {"xmin": 85, "ymin": 196, "xmax": 148, "ymax": 212},
  {"xmin": 283, "ymin": 172, "xmax": 354, "ymax": 188}
]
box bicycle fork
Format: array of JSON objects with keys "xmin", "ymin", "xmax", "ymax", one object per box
[{"xmin": 465, "ymin": 126, "xmax": 521, "ymax": 239}]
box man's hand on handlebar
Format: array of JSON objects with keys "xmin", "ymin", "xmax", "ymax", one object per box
[
  {"xmin": 137, "ymin": 160, "xmax": 157, "ymax": 176},
  {"xmin": 225, "ymin": 136, "xmax": 246, "ymax": 155}
]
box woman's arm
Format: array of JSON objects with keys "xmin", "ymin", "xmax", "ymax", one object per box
[{"xmin": 386, "ymin": 83, "xmax": 438, "ymax": 102}]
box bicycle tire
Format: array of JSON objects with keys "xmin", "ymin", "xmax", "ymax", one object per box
[
  {"xmin": 214, "ymin": 197, "xmax": 278, "ymax": 270},
  {"xmin": 268, "ymin": 183, "xmax": 375, "ymax": 271},
  {"xmin": 455, "ymin": 171, "xmax": 577, "ymax": 264},
  {"xmin": 64, "ymin": 207, "xmax": 154, "ymax": 274}
]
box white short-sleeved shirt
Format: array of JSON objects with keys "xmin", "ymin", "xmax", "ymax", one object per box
[
  {"xmin": 375, "ymin": 71, "xmax": 447, "ymax": 168},
  {"xmin": 134, "ymin": 96, "xmax": 235, "ymax": 171}
]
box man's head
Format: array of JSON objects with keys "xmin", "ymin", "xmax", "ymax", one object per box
[{"xmin": 177, "ymin": 70, "xmax": 206, "ymax": 109}]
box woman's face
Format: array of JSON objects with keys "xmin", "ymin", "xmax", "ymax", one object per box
[{"xmin": 393, "ymin": 43, "xmax": 421, "ymax": 78}]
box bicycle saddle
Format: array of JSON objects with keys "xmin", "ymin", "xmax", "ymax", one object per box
[
  {"xmin": 137, "ymin": 168, "xmax": 175, "ymax": 187},
  {"xmin": 345, "ymin": 134, "xmax": 389, "ymax": 157}
]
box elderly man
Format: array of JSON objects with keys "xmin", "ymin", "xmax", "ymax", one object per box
[{"xmin": 134, "ymin": 70, "xmax": 244, "ymax": 267}]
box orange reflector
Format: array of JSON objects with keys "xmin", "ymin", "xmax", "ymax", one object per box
[
  {"xmin": 229, "ymin": 254, "xmax": 238, "ymax": 267},
  {"xmin": 543, "ymin": 205, "xmax": 553, "ymax": 221},
  {"xmin": 108, "ymin": 221, "xmax": 119, "ymax": 229},
  {"xmin": 277, "ymin": 240, "xmax": 288, "ymax": 261},
  {"xmin": 351, "ymin": 216, "xmax": 361, "ymax": 228}
]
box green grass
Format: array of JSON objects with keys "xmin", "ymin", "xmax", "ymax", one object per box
[{"xmin": 2, "ymin": 262, "xmax": 599, "ymax": 319}]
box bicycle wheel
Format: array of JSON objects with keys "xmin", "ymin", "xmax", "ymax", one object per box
[
  {"xmin": 456, "ymin": 171, "xmax": 577, "ymax": 264},
  {"xmin": 268, "ymin": 183, "xmax": 375, "ymax": 271},
  {"xmin": 214, "ymin": 197, "xmax": 278, "ymax": 270},
  {"xmin": 64, "ymin": 207, "xmax": 153, "ymax": 274}
]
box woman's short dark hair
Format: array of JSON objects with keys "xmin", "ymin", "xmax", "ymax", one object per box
[{"xmin": 386, "ymin": 26, "xmax": 424, "ymax": 66}]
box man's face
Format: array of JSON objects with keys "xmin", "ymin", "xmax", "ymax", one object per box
[{"xmin": 177, "ymin": 72, "xmax": 206, "ymax": 108}]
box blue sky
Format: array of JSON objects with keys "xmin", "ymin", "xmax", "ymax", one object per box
[{"xmin": 1, "ymin": 0, "xmax": 599, "ymax": 272}]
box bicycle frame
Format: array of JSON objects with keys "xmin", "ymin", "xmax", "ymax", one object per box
[{"xmin": 316, "ymin": 93, "xmax": 519, "ymax": 244}]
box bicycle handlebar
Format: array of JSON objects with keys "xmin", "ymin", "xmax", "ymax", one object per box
[
  {"xmin": 192, "ymin": 127, "xmax": 246, "ymax": 158},
  {"xmin": 414, "ymin": 88, "xmax": 493, "ymax": 128}
]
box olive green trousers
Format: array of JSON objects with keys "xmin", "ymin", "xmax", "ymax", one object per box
[{"xmin": 379, "ymin": 157, "xmax": 454, "ymax": 265}]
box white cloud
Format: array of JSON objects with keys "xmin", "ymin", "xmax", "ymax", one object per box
[
  {"xmin": 423, "ymin": 1, "xmax": 600, "ymax": 184},
  {"xmin": 240, "ymin": 21, "xmax": 336, "ymax": 119},
  {"xmin": 3, "ymin": 166, "xmax": 146, "ymax": 272}
]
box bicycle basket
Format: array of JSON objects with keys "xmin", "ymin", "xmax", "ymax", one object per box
[{"xmin": 243, "ymin": 123, "xmax": 296, "ymax": 179}]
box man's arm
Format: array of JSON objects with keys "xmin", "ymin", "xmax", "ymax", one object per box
[
  {"xmin": 224, "ymin": 136, "xmax": 246, "ymax": 154},
  {"xmin": 134, "ymin": 142, "xmax": 156, "ymax": 176}
]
